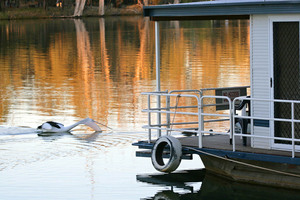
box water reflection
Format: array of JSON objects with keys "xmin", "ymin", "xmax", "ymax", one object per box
[
  {"xmin": 139, "ymin": 170, "xmax": 300, "ymax": 200},
  {"xmin": 0, "ymin": 17, "xmax": 249, "ymax": 130},
  {"xmin": 0, "ymin": 17, "xmax": 251, "ymax": 199},
  {"xmin": 37, "ymin": 131, "xmax": 73, "ymax": 138}
]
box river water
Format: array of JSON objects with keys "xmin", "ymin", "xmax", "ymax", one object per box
[{"xmin": 1, "ymin": 16, "xmax": 291, "ymax": 199}]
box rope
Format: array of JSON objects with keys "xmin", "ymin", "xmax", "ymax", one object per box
[
  {"xmin": 184, "ymin": 146, "xmax": 300, "ymax": 179},
  {"xmin": 168, "ymin": 94, "xmax": 181, "ymax": 136}
]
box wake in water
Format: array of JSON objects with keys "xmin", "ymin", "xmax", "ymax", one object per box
[{"xmin": 0, "ymin": 126, "xmax": 37, "ymax": 135}]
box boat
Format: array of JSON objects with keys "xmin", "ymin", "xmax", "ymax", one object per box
[{"xmin": 133, "ymin": 0, "xmax": 300, "ymax": 189}]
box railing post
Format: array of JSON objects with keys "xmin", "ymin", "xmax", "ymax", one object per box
[
  {"xmin": 292, "ymin": 102, "xmax": 295, "ymax": 158},
  {"xmin": 166, "ymin": 92, "xmax": 170, "ymax": 135},
  {"xmin": 250, "ymin": 98, "xmax": 253, "ymax": 148},
  {"xmin": 232, "ymin": 99, "xmax": 236, "ymax": 152},
  {"xmin": 148, "ymin": 94, "xmax": 152, "ymax": 143},
  {"xmin": 155, "ymin": 21, "xmax": 161, "ymax": 138},
  {"xmin": 198, "ymin": 98, "xmax": 203, "ymax": 148}
]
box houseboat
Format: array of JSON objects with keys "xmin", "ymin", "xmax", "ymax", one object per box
[{"xmin": 133, "ymin": 0, "xmax": 300, "ymax": 189}]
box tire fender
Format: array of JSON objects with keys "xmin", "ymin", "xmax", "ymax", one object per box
[{"xmin": 151, "ymin": 135, "xmax": 182, "ymax": 173}]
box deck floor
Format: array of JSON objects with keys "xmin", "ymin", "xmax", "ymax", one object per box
[{"xmin": 178, "ymin": 135, "xmax": 300, "ymax": 158}]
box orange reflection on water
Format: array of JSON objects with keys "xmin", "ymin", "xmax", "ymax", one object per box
[{"xmin": 0, "ymin": 17, "xmax": 250, "ymax": 130}]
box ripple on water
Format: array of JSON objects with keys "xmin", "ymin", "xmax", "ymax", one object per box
[
  {"xmin": 0, "ymin": 128, "xmax": 148, "ymax": 171},
  {"xmin": 0, "ymin": 126, "xmax": 37, "ymax": 135}
]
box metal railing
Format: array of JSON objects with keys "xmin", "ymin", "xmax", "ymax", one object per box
[
  {"xmin": 233, "ymin": 97, "xmax": 300, "ymax": 158},
  {"xmin": 198, "ymin": 95, "xmax": 233, "ymax": 148},
  {"xmin": 142, "ymin": 91, "xmax": 202, "ymax": 142},
  {"xmin": 142, "ymin": 88, "xmax": 235, "ymax": 143},
  {"xmin": 142, "ymin": 88, "xmax": 300, "ymax": 158}
]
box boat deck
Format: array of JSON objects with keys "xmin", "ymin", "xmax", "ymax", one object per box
[
  {"xmin": 133, "ymin": 134, "xmax": 300, "ymax": 164},
  {"xmin": 178, "ymin": 135, "xmax": 300, "ymax": 157},
  {"xmin": 178, "ymin": 135, "xmax": 300, "ymax": 158}
]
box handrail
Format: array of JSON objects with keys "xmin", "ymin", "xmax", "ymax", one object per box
[
  {"xmin": 142, "ymin": 92, "xmax": 200, "ymax": 99},
  {"xmin": 233, "ymin": 97, "xmax": 300, "ymax": 158},
  {"xmin": 142, "ymin": 88, "xmax": 300, "ymax": 159},
  {"xmin": 199, "ymin": 95, "xmax": 232, "ymax": 148},
  {"xmin": 200, "ymin": 86, "xmax": 250, "ymax": 96},
  {"xmin": 169, "ymin": 89, "xmax": 201, "ymax": 96},
  {"xmin": 200, "ymin": 85, "xmax": 250, "ymax": 92},
  {"xmin": 142, "ymin": 90, "xmax": 236, "ymax": 147},
  {"xmin": 142, "ymin": 91, "xmax": 202, "ymax": 142}
]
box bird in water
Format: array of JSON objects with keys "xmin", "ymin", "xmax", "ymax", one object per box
[{"xmin": 37, "ymin": 118, "xmax": 102, "ymax": 133}]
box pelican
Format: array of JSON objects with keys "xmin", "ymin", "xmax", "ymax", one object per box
[{"xmin": 37, "ymin": 118, "xmax": 102, "ymax": 133}]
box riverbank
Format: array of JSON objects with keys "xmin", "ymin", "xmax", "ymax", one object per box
[{"xmin": 0, "ymin": 5, "xmax": 143, "ymax": 20}]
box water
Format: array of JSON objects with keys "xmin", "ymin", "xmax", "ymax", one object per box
[{"xmin": 0, "ymin": 16, "xmax": 255, "ymax": 199}]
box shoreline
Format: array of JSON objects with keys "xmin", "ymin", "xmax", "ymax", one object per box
[{"xmin": 0, "ymin": 5, "xmax": 143, "ymax": 20}]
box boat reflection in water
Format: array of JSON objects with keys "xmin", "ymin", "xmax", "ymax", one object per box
[{"xmin": 137, "ymin": 169, "xmax": 300, "ymax": 200}]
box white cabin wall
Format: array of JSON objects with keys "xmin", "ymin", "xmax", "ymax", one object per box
[
  {"xmin": 250, "ymin": 14, "xmax": 271, "ymax": 149},
  {"xmin": 251, "ymin": 14, "xmax": 300, "ymax": 150}
]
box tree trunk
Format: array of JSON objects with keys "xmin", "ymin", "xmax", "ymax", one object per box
[
  {"xmin": 143, "ymin": 0, "xmax": 148, "ymax": 6},
  {"xmin": 87, "ymin": 0, "xmax": 92, "ymax": 6},
  {"xmin": 74, "ymin": 0, "xmax": 87, "ymax": 17},
  {"xmin": 43, "ymin": 0, "xmax": 47, "ymax": 10},
  {"xmin": 98, "ymin": 0, "xmax": 104, "ymax": 16}
]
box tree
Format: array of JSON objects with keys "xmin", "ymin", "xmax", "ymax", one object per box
[
  {"xmin": 43, "ymin": 0, "xmax": 47, "ymax": 10},
  {"xmin": 74, "ymin": 0, "xmax": 87, "ymax": 17},
  {"xmin": 15, "ymin": 0, "xmax": 19, "ymax": 7},
  {"xmin": 144, "ymin": 0, "xmax": 148, "ymax": 6},
  {"xmin": 99, "ymin": 0, "xmax": 104, "ymax": 16}
]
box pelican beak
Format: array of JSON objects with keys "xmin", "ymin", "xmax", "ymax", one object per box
[{"xmin": 84, "ymin": 120, "xmax": 102, "ymax": 132}]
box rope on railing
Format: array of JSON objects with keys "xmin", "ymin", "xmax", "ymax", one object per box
[{"xmin": 167, "ymin": 94, "xmax": 181, "ymax": 136}]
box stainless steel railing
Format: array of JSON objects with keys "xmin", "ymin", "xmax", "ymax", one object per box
[
  {"xmin": 233, "ymin": 97, "xmax": 300, "ymax": 158},
  {"xmin": 142, "ymin": 87, "xmax": 300, "ymax": 158}
]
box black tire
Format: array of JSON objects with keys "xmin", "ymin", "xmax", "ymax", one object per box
[{"xmin": 151, "ymin": 135, "xmax": 182, "ymax": 173}]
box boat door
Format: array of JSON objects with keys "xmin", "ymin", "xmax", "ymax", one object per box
[{"xmin": 271, "ymin": 19, "xmax": 300, "ymax": 149}]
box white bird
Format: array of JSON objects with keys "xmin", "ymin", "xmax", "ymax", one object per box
[{"xmin": 37, "ymin": 118, "xmax": 102, "ymax": 133}]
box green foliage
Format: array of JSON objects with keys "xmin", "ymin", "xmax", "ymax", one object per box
[
  {"xmin": 0, "ymin": 7, "xmax": 75, "ymax": 19},
  {"xmin": 0, "ymin": 0, "xmax": 204, "ymax": 19}
]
